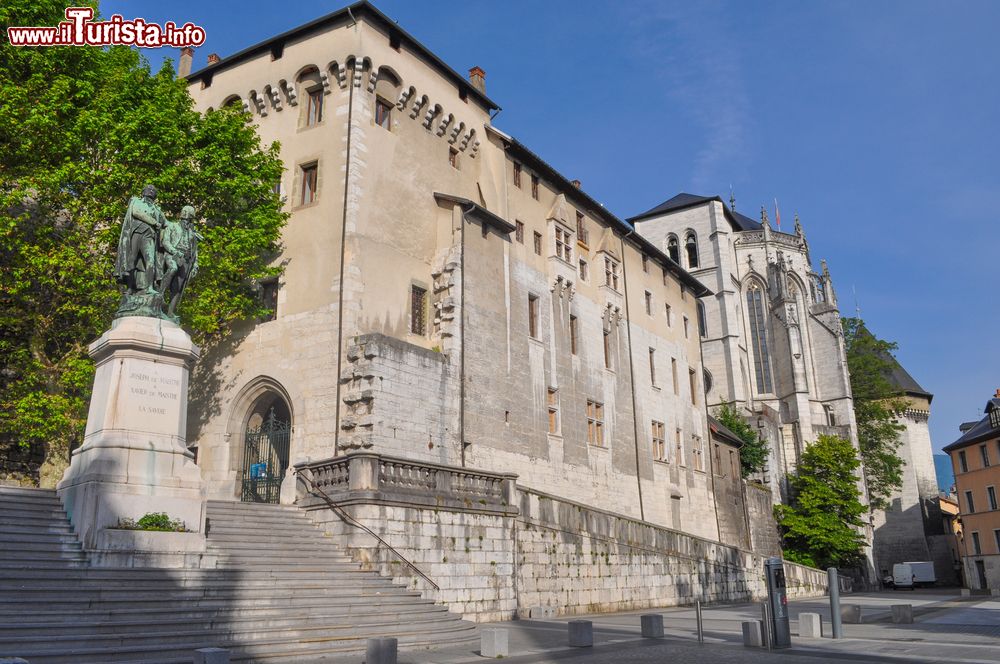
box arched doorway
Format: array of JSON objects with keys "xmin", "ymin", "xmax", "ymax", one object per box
[{"xmin": 240, "ymin": 393, "xmax": 291, "ymax": 504}]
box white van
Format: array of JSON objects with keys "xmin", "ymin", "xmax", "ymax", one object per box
[
  {"xmin": 892, "ymin": 563, "xmax": 915, "ymax": 590},
  {"xmin": 892, "ymin": 562, "xmax": 936, "ymax": 589}
]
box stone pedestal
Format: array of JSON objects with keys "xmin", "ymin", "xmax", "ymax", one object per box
[{"xmin": 58, "ymin": 317, "xmax": 205, "ymax": 565}]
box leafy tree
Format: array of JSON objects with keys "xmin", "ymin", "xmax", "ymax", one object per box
[
  {"xmin": 841, "ymin": 317, "xmax": 906, "ymax": 510},
  {"xmin": 774, "ymin": 434, "xmax": 868, "ymax": 569},
  {"xmin": 0, "ymin": 1, "xmax": 287, "ymax": 486},
  {"xmin": 714, "ymin": 402, "xmax": 769, "ymax": 478}
]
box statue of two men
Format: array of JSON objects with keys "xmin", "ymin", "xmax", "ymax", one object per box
[{"xmin": 113, "ymin": 185, "xmax": 201, "ymax": 321}]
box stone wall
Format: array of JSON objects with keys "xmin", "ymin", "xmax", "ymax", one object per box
[
  {"xmin": 297, "ymin": 454, "xmax": 829, "ymax": 621},
  {"xmin": 745, "ymin": 481, "xmax": 782, "ymax": 557}
]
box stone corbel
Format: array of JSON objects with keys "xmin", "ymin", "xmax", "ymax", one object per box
[
  {"xmin": 284, "ymin": 81, "xmax": 298, "ymax": 106},
  {"xmin": 396, "ymin": 88, "xmax": 412, "ymax": 110},
  {"xmin": 266, "ymin": 85, "xmax": 282, "ymax": 111},
  {"xmin": 367, "ymin": 70, "xmax": 378, "ymax": 93},
  {"xmin": 436, "ymin": 114, "xmax": 452, "ymax": 137},
  {"xmin": 352, "ymin": 60, "xmax": 364, "ymax": 88},
  {"xmin": 410, "ymin": 97, "xmax": 427, "ymax": 120}
]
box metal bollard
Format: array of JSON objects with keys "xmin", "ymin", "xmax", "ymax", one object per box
[
  {"xmin": 828, "ymin": 567, "xmax": 843, "ymax": 639},
  {"xmin": 696, "ymin": 600, "xmax": 704, "ymax": 644}
]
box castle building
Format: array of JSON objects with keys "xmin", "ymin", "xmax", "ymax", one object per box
[
  {"xmin": 182, "ymin": 1, "xmax": 750, "ymax": 543},
  {"xmin": 628, "ymin": 194, "xmax": 860, "ymax": 501}
]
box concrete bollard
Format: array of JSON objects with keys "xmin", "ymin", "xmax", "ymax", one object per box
[
  {"xmin": 568, "ymin": 620, "xmax": 593, "ymax": 647},
  {"xmin": 193, "ymin": 648, "xmax": 230, "ymax": 664},
  {"xmin": 798, "ymin": 612, "xmax": 823, "ymax": 638},
  {"xmin": 527, "ymin": 606, "xmax": 556, "ymax": 619},
  {"xmin": 481, "ymin": 628, "xmax": 508, "ymax": 658},
  {"xmin": 640, "ymin": 614, "xmax": 664, "ymax": 638},
  {"xmin": 742, "ymin": 620, "xmax": 764, "ymax": 647},
  {"xmin": 366, "ymin": 637, "xmax": 398, "ymax": 664},
  {"xmin": 961, "ymin": 588, "xmax": 971, "ymax": 597},
  {"xmin": 840, "ymin": 604, "xmax": 862, "ymax": 624},
  {"xmin": 891, "ymin": 604, "xmax": 914, "ymax": 624},
  {"xmin": 991, "ymin": 589, "xmax": 1000, "ymax": 597}
]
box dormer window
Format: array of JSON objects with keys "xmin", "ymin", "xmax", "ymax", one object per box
[{"xmin": 990, "ymin": 405, "xmax": 1000, "ymax": 430}]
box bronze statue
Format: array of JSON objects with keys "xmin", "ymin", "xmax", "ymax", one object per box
[{"xmin": 114, "ymin": 186, "xmax": 200, "ymax": 322}]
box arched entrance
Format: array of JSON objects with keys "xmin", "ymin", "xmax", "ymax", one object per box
[{"xmin": 240, "ymin": 393, "xmax": 291, "ymax": 503}]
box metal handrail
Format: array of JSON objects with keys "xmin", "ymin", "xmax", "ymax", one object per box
[{"xmin": 293, "ymin": 466, "xmax": 440, "ymax": 591}]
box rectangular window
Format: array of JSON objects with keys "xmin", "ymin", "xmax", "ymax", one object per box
[
  {"xmin": 714, "ymin": 444, "xmax": 722, "ymax": 476},
  {"xmin": 513, "ymin": 162, "xmax": 522, "ymax": 188},
  {"xmin": 578, "ymin": 258, "xmax": 589, "ymax": 281},
  {"xmin": 306, "ymin": 88, "xmax": 323, "ymax": 125},
  {"xmin": 375, "ymin": 97, "xmax": 392, "ymax": 129},
  {"xmin": 665, "ymin": 303, "xmax": 673, "ymax": 327},
  {"xmin": 515, "ymin": 220, "xmax": 524, "ymax": 244},
  {"xmin": 587, "ymin": 400, "xmax": 604, "ymax": 446},
  {"xmin": 971, "ymin": 531, "xmax": 982, "ymax": 555},
  {"xmin": 692, "ymin": 435, "xmax": 703, "ymax": 471},
  {"xmin": 555, "ymin": 227, "xmax": 572, "ymax": 262},
  {"xmin": 576, "ymin": 211, "xmax": 589, "ymax": 245},
  {"xmin": 689, "ymin": 368, "xmax": 698, "ymax": 405},
  {"xmin": 528, "ymin": 294, "xmax": 539, "ymax": 339},
  {"xmin": 662, "ymin": 269, "xmax": 669, "ymax": 287},
  {"xmin": 959, "ymin": 450, "xmax": 969, "ymax": 473},
  {"xmin": 569, "ymin": 315, "xmax": 579, "ymax": 355},
  {"xmin": 683, "ymin": 315, "xmax": 690, "ymax": 339},
  {"xmin": 531, "ymin": 175, "xmax": 539, "ymax": 200},
  {"xmin": 966, "ymin": 490, "xmax": 976, "ymax": 513},
  {"xmin": 642, "ymin": 254, "xmax": 649, "ymax": 273},
  {"xmin": 652, "ymin": 421, "xmax": 666, "ymax": 461},
  {"xmin": 675, "ymin": 428, "xmax": 685, "ymax": 466},
  {"xmin": 671, "ymin": 358, "xmax": 679, "ymax": 395},
  {"xmin": 449, "ymin": 147, "xmax": 459, "ymax": 169},
  {"xmin": 533, "ymin": 231, "xmax": 542, "ymax": 256},
  {"xmin": 300, "ymin": 163, "xmax": 318, "ymax": 205},
  {"xmin": 604, "ymin": 257, "xmax": 620, "ymax": 291},
  {"xmin": 260, "ymin": 279, "xmax": 279, "ymax": 322},
  {"xmin": 603, "ymin": 329, "xmax": 612, "ymax": 369},
  {"xmin": 410, "ymin": 285, "xmax": 427, "ymax": 335},
  {"xmin": 994, "ymin": 529, "xmax": 1000, "ymax": 553},
  {"xmin": 645, "ymin": 291, "xmax": 653, "ymax": 316},
  {"xmin": 989, "ymin": 486, "xmax": 998, "ymax": 511},
  {"xmin": 981, "ymin": 445, "xmax": 991, "ymax": 468},
  {"xmin": 547, "ymin": 388, "xmax": 559, "ymax": 435},
  {"xmin": 649, "ymin": 348, "xmax": 657, "ymax": 386}
]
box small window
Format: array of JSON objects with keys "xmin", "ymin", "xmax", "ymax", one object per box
[
  {"xmin": 389, "ymin": 31, "xmax": 401, "ymax": 51},
  {"xmin": 569, "ymin": 315, "xmax": 579, "ymax": 355},
  {"xmin": 410, "ymin": 285, "xmax": 427, "ymax": 335},
  {"xmin": 533, "ymin": 231, "xmax": 542, "ymax": 256},
  {"xmin": 642, "ymin": 254, "xmax": 649, "ymax": 273},
  {"xmin": 971, "ymin": 531, "xmax": 982, "ymax": 555},
  {"xmin": 683, "ymin": 315, "xmax": 690, "ymax": 339},
  {"xmin": 988, "ymin": 486, "xmax": 998, "ymax": 511},
  {"xmin": 662, "ymin": 269, "xmax": 669, "ymax": 287},
  {"xmin": 697, "ymin": 301, "xmax": 707, "ymax": 337},
  {"xmin": 603, "ymin": 329, "xmax": 612, "ymax": 369},
  {"xmin": 528, "ymin": 294, "xmax": 539, "ymax": 339},
  {"xmin": 578, "ymin": 258, "xmax": 589, "ymax": 281},
  {"xmin": 604, "ymin": 257, "xmax": 620, "ymax": 291},
  {"xmin": 959, "ymin": 450, "xmax": 969, "ymax": 473},
  {"xmin": 375, "ymin": 97, "xmax": 392, "ymax": 129},
  {"xmin": 449, "ymin": 147, "xmax": 459, "ymax": 169},
  {"xmin": 824, "ymin": 405, "xmax": 837, "ymax": 426},
  {"xmin": 547, "ymin": 388, "xmax": 559, "ymax": 435},
  {"xmin": 259, "ymin": 279, "xmax": 279, "ymax": 321},
  {"xmin": 714, "ymin": 444, "xmax": 723, "ymax": 476},
  {"xmin": 665, "ymin": 303, "xmax": 673, "ymax": 327},
  {"xmin": 692, "ymin": 435, "xmax": 703, "ymax": 470},
  {"xmin": 587, "ymin": 400, "xmax": 604, "ymax": 446},
  {"xmin": 990, "ymin": 407, "xmax": 1000, "ymax": 429},
  {"xmin": 300, "ymin": 163, "xmax": 318, "ymax": 205},
  {"xmin": 652, "ymin": 421, "xmax": 666, "ymax": 461},
  {"xmin": 966, "ymin": 490, "xmax": 976, "ymax": 513},
  {"xmin": 671, "ymin": 358, "xmax": 678, "ymax": 395},
  {"xmin": 306, "ymin": 88, "xmax": 323, "ymax": 126},
  {"xmin": 555, "ymin": 226, "xmax": 572, "ymax": 262},
  {"xmin": 645, "ymin": 291, "xmax": 653, "ymax": 316},
  {"xmin": 515, "ymin": 220, "xmax": 524, "ymax": 244},
  {"xmin": 648, "ymin": 348, "xmax": 656, "ymax": 386},
  {"xmin": 513, "ymin": 162, "xmax": 522, "ymax": 188},
  {"xmin": 531, "ymin": 175, "xmax": 539, "ymax": 200},
  {"xmin": 981, "ymin": 445, "xmax": 991, "ymax": 468},
  {"xmin": 576, "ymin": 211, "xmax": 589, "ymax": 245},
  {"xmin": 994, "ymin": 529, "xmax": 1000, "ymax": 552},
  {"xmin": 675, "ymin": 428, "xmax": 685, "ymax": 466},
  {"xmin": 689, "ymin": 368, "xmax": 698, "ymax": 406}
]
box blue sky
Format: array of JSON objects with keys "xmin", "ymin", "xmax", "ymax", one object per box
[{"xmin": 103, "ymin": 0, "xmax": 1000, "ymax": 453}]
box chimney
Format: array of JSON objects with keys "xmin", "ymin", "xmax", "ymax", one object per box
[
  {"xmin": 468, "ymin": 66, "xmax": 486, "ymax": 94},
  {"xmin": 570, "ymin": 179, "xmax": 582, "ymax": 188},
  {"xmin": 995, "ymin": 388, "xmax": 1000, "ymax": 398},
  {"xmin": 207, "ymin": 53, "xmax": 221, "ymax": 65},
  {"xmin": 178, "ymin": 47, "xmax": 194, "ymax": 78}
]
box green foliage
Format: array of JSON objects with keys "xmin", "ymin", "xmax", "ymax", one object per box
[
  {"xmin": 0, "ymin": 1, "xmax": 287, "ymax": 478},
  {"xmin": 714, "ymin": 402, "xmax": 769, "ymax": 478},
  {"xmin": 116, "ymin": 512, "xmax": 187, "ymax": 532},
  {"xmin": 774, "ymin": 434, "xmax": 868, "ymax": 569},
  {"xmin": 841, "ymin": 317, "xmax": 906, "ymax": 510}
]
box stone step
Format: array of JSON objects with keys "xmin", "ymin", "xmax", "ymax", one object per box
[
  {"xmin": 4, "ymin": 621, "xmax": 478, "ymax": 664},
  {"xmin": 0, "ymin": 487, "xmax": 61, "ymax": 502},
  {"xmin": 0, "ymin": 503, "xmax": 71, "ymax": 519},
  {"xmin": 0, "ymin": 567, "xmax": 373, "ymax": 582},
  {"xmin": 0, "ymin": 572, "xmax": 394, "ymax": 591},
  {"xmin": 0, "ymin": 551, "xmax": 87, "ymax": 562},
  {"xmin": 0, "ymin": 580, "xmax": 409, "ymax": 600},
  {"xmin": 203, "ymin": 527, "xmax": 335, "ymax": 541},
  {"xmin": 0, "ymin": 531, "xmax": 84, "ymax": 545},
  {"xmin": 0, "ymin": 538, "xmax": 83, "ymax": 552},
  {"xmin": 0, "ymin": 522, "xmax": 75, "ymax": 536}
]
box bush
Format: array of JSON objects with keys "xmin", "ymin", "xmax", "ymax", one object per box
[{"xmin": 116, "ymin": 512, "xmax": 187, "ymax": 532}]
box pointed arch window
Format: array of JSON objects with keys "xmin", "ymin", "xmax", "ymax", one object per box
[
  {"xmin": 696, "ymin": 300, "xmax": 708, "ymax": 337},
  {"xmin": 685, "ymin": 232, "xmax": 699, "ymax": 268},
  {"xmin": 666, "ymin": 236, "xmax": 680, "ymax": 263},
  {"xmin": 746, "ymin": 281, "xmax": 773, "ymax": 394}
]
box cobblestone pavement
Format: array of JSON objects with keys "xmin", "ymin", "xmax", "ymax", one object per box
[{"xmin": 381, "ymin": 590, "xmax": 1000, "ymax": 664}]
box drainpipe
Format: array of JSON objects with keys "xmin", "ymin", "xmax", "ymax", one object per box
[
  {"xmin": 333, "ymin": 67, "xmax": 356, "ymax": 457},
  {"xmin": 459, "ymin": 204, "xmax": 470, "ymax": 468},
  {"xmin": 620, "ymin": 230, "xmax": 645, "ymax": 521}
]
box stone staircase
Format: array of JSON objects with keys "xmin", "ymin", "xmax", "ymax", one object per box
[{"xmin": 0, "ymin": 487, "xmax": 477, "ymax": 663}]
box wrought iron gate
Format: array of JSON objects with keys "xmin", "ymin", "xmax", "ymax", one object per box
[{"xmin": 240, "ymin": 408, "xmax": 290, "ymax": 504}]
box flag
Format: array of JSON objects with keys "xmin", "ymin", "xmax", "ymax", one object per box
[{"xmin": 774, "ymin": 198, "xmax": 781, "ymax": 229}]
